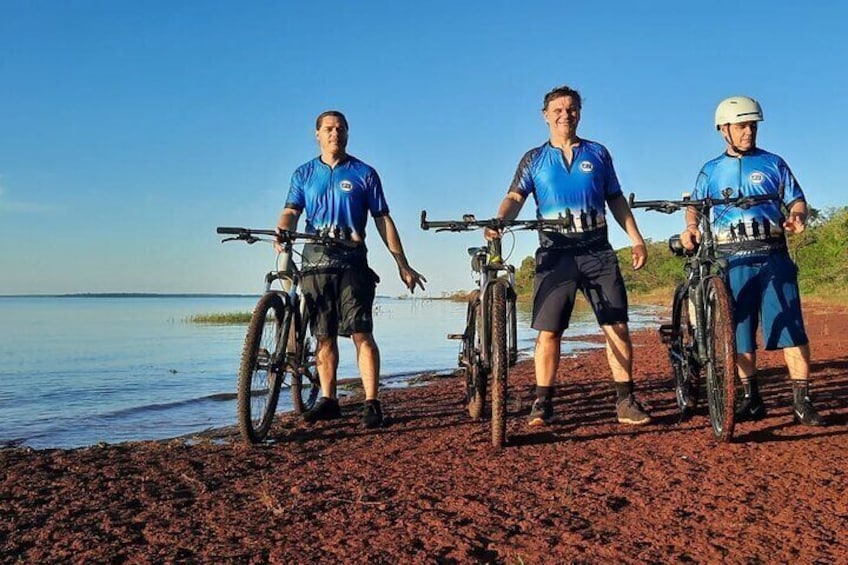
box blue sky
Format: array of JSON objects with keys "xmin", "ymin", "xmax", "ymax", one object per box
[{"xmin": 1, "ymin": 0, "xmax": 845, "ymax": 295}]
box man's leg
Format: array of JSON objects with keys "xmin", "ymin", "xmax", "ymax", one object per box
[
  {"xmin": 527, "ymin": 329, "xmax": 562, "ymax": 426},
  {"xmin": 351, "ymin": 332, "xmax": 380, "ymax": 400},
  {"xmin": 600, "ymin": 322, "xmax": 632, "ymax": 382},
  {"xmin": 303, "ymin": 335, "xmax": 342, "ymax": 423},
  {"xmin": 601, "ymin": 322, "xmax": 651, "ymax": 425},
  {"xmin": 735, "ymin": 352, "xmax": 767, "ymax": 421},
  {"xmin": 534, "ymin": 329, "xmax": 563, "ymax": 387},
  {"xmin": 785, "ymin": 344, "xmax": 823, "ymax": 425},
  {"xmin": 315, "ymin": 336, "xmax": 339, "ymax": 399}
]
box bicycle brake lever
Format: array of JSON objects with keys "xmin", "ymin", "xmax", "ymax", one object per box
[{"xmin": 221, "ymin": 237, "xmax": 238, "ymax": 243}]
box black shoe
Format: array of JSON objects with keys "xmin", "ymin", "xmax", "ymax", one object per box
[
  {"xmin": 362, "ymin": 400, "xmax": 384, "ymax": 429},
  {"xmin": 527, "ymin": 398, "xmax": 553, "ymax": 427},
  {"xmin": 793, "ymin": 397, "xmax": 824, "ymax": 427},
  {"xmin": 303, "ymin": 397, "xmax": 341, "ymax": 423},
  {"xmin": 735, "ymin": 394, "xmax": 767, "ymax": 422}
]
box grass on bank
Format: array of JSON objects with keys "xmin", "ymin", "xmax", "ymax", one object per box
[{"xmin": 186, "ymin": 312, "xmax": 253, "ymax": 325}]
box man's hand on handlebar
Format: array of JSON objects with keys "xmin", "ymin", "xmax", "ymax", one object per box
[
  {"xmin": 680, "ymin": 225, "xmax": 702, "ymax": 251},
  {"xmin": 483, "ymin": 226, "xmax": 502, "ymax": 241}
]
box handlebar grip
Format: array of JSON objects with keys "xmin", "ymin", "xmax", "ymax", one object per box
[
  {"xmin": 216, "ymin": 227, "xmax": 246, "ymax": 235},
  {"xmin": 420, "ymin": 210, "xmax": 429, "ymax": 230},
  {"xmin": 628, "ymin": 193, "xmax": 635, "ymax": 207}
]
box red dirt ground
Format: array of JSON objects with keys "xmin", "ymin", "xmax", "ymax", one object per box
[{"xmin": 2, "ymin": 303, "xmax": 848, "ymax": 564}]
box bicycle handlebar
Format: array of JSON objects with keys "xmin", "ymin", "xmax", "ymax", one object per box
[
  {"xmin": 420, "ymin": 210, "xmax": 572, "ymax": 232},
  {"xmin": 628, "ymin": 190, "xmax": 782, "ymax": 214},
  {"xmin": 216, "ymin": 226, "xmax": 360, "ymax": 248}
]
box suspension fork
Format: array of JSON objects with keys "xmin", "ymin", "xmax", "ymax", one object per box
[{"xmin": 477, "ymin": 237, "xmax": 505, "ymax": 369}]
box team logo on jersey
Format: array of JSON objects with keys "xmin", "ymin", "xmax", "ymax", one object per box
[
  {"xmin": 749, "ymin": 172, "xmax": 764, "ymax": 184},
  {"xmin": 579, "ymin": 161, "xmax": 594, "ymax": 173},
  {"xmin": 339, "ymin": 180, "xmax": 354, "ymax": 192}
]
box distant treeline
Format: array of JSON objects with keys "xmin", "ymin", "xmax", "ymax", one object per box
[{"xmin": 511, "ymin": 206, "xmax": 848, "ymax": 301}]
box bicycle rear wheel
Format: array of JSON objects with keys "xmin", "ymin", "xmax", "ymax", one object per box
[
  {"xmin": 490, "ymin": 280, "xmax": 509, "ymax": 450},
  {"xmin": 704, "ymin": 277, "xmax": 737, "ymax": 441},
  {"xmin": 507, "ymin": 290, "xmax": 518, "ymax": 367},
  {"xmin": 464, "ymin": 290, "xmax": 486, "ymax": 419},
  {"xmin": 669, "ymin": 283, "xmax": 700, "ymax": 418},
  {"xmin": 237, "ymin": 293, "xmax": 287, "ymax": 444},
  {"xmin": 289, "ymin": 311, "xmax": 320, "ymax": 414}
]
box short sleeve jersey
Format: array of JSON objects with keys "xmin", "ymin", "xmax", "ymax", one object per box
[
  {"xmin": 692, "ymin": 148, "xmax": 805, "ymax": 256},
  {"xmin": 286, "ymin": 155, "xmax": 389, "ymax": 240},
  {"xmin": 509, "ymin": 140, "xmax": 622, "ymax": 250}
]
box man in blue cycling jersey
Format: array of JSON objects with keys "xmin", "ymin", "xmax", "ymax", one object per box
[
  {"xmin": 486, "ymin": 85, "xmax": 651, "ymax": 427},
  {"xmin": 276, "ymin": 110, "xmax": 426, "ymax": 428},
  {"xmin": 681, "ymin": 96, "xmax": 822, "ymax": 426}
]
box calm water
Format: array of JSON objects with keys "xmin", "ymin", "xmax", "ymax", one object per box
[{"xmin": 0, "ymin": 295, "xmax": 658, "ymax": 449}]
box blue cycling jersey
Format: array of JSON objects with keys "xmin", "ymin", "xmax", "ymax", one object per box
[
  {"xmin": 692, "ymin": 148, "xmax": 805, "ymax": 256},
  {"xmin": 509, "ymin": 140, "xmax": 622, "ymax": 249},
  {"xmin": 285, "ymin": 155, "xmax": 389, "ymax": 241}
]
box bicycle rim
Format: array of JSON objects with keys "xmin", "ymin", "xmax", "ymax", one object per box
[
  {"xmin": 671, "ymin": 284, "xmax": 699, "ymax": 418},
  {"xmin": 291, "ymin": 312, "xmax": 320, "ymax": 414},
  {"xmin": 464, "ymin": 291, "xmax": 485, "ymax": 419}
]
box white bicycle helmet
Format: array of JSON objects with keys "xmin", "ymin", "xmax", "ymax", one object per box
[{"xmin": 714, "ymin": 96, "xmax": 763, "ymax": 129}]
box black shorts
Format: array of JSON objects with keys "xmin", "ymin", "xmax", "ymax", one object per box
[
  {"xmin": 532, "ymin": 247, "xmax": 628, "ymax": 332},
  {"xmin": 301, "ymin": 266, "xmax": 379, "ymax": 338}
]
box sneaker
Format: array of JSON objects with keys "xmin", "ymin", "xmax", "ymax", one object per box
[
  {"xmin": 527, "ymin": 398, "xmax": 553, "ymax": 427},
  {"xmin": 362, "ymin": 400, "xmax": 384, "ymax": 429},
  {"xmin": 793, "ymin": 397, "xmax": 824, "ymax": 427},
  {"xmin": 735, "ymin": 394, "xmax": 767, "ymax": 422},
  {"xmin": 303, "ymin": 397, "xmax": 341, "ymax": 423},
  {"xmin": 616, "ymin": 395, "xmax": 651, "ymax": 425}
]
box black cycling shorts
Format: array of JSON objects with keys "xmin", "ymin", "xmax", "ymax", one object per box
[
  {"xmin": 532, "ymin": 247, "xmax": 628, "ymax": 332},
  {"xmin": 301, "ymin": 266, "xmax": 379, "ymax": 338}
]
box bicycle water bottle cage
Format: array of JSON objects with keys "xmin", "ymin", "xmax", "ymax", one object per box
[
  {"xmin": 468, "ymin": 247, "xmax": 487, "ymax": 273},
  {"xmin": 668, "ymin": 234, "xmax": 696, "ymax": 257}
]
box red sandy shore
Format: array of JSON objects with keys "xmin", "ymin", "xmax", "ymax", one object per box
[{"xmin": 2, "ymin": 303, "xmax": 848, "ymax": 564}]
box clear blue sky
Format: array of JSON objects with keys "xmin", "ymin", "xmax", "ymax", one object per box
[{"xmin": 1, "ymin": 0, "xmax": 845, "ymax": 295}]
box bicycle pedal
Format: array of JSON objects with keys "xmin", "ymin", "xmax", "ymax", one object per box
[
  {"xmin": 659, "ymin": 324, "xmax": 674, "ymax": 344},
  {"xmin": 447, "ymin": 333, "xmax": 464, "ymax": 340}
]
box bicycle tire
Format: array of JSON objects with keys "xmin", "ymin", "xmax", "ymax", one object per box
[
  {"xmin": 670, "ymin": 283, "xmax": 700, "ymax": 418},
  {"xmin": 490, "ymin": 280, "xmax": 509, "ymax": 450},
  {"xmin": 237, "ymin": 293, "xmax": 287, "ymax": 444},
  {"xmin": 464, "ymin": 290, "xmax": 486, "ymax": 419},
  {"xmin": 507, "ymin": 290, "xmax": 518, "ymax": 367},
  {"xmin": 704, "ymin": 277, "xmax": 737, "ymax": 441},
  {"xmin": 289, "ymin": 310, "xmax": 320, "ymax": 414}
]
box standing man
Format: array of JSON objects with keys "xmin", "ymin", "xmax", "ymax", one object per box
[
  {"xmin": 487, "ymin": 85, "xmax": 651, "ymax": 427},
  {"xmin": 277, "ymin": 110, "xmax": 426, "ymax": 428},
  {"xmin": 681, "ymin": 96, "xmax": 822, "ymax": 426}
]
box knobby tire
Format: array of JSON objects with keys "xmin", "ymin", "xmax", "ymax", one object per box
[
  {"xmin": 237, "ymin": 293, "xmax": 287, "ymax": 444},
  {"xmin": 704, "ymin": 277, "xmax": 737, "ymax": 442},
  {"xmin": 490, "ymin": 281, "xmax": 509, "ymax": 450},
  {"xmin": 289, "ymin": 308, "xmax": 320, "ymax": 414},
  {"xmin": 670, "ymin": 283, "xmax": 700, "ymax": 418}
]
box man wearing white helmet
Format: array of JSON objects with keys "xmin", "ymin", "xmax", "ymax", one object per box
[{"xmin": 680, "ymin": 96, "xmax": 823, "ymax": 426}]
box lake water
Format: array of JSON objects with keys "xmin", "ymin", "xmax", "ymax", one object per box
[{"xmin": 0, "ymin": 295, "xmax": 659, "ymax": 449}]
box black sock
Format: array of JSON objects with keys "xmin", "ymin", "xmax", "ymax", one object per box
[
  {"xmin": 614, "ymin": 381, "xmax": 634, "ymax": 402},
  {"xmin": 535, "ymin": 386, "xmax": 554, "ymax": 402},
  {"xmin": 740, "ymin": 375, "xmax": 760, "ymax": 398}
]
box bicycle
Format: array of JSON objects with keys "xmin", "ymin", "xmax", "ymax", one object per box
[
  {"xmin": 217, "ymin": 226, "xmax": 355, "ymax": 444},
  {"xmin": 628, "ymin": 189, "xmax": 780, "ymax": 441},
  {"xmin": 420, "ymin": 212, "xmax": 570, "ymax": 449}
]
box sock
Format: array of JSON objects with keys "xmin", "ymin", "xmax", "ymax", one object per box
[
  {"xmin": 614, "ymin": 381, "xmax": 634, "ymax": 402},
  {"xmin": 535, "ymin": 386, "xmax": 554, "ymax": 402},
  {"xmin": 739, "ymin": 375, "xmax": 760, "ymax": 398},
  {"xmin": 791, "ymin": 379, "xmax": 811, "ymax": 404}
]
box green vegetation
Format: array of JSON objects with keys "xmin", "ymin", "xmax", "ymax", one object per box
[
  {"xmin": 790, "ymin": 207, "xmax": 848, "ymax": 298},
  {"xmin": 186, "ymin": 312, "xmax": 253, "ymax": 324},
  {"xmin": 511, "ymin": 207, "xmax": 848, "ymax": 303}
]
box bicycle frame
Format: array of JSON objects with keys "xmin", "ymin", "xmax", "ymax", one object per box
[{"xmin": 471, "ymin": 237, "xmax": 517, "ymax": 371}]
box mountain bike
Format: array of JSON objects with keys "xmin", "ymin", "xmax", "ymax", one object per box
[
  {"xmin": 628, "ymin": 190, "xmax": 780, "ymax": 441},
  {"xmin": 420, "ymin": 212, "xmax": 570, "ymax": 449},
  {"xmin": 217, "ymin": 227, "xmax": 354, "ymax": 444}
]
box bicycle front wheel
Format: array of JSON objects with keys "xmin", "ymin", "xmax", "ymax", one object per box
[
  {"xmin": 490, "ymin": 280, "xmax": 509, "ymax": 450},
  {"xmin": 704, "ymin": 277, "xmax": 737, "ymax": 442},
  {"xmin": 237, "ymin": 293, "xmax": 288, "ymax": 444}
]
